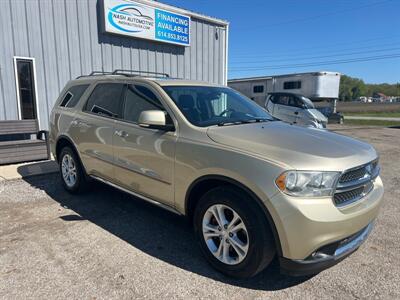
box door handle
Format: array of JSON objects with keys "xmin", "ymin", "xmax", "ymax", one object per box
[
  {"xmin": 72, "ymin": 119, "xmax": 90, "ymax": 127},
  {"xmin": 294, "ymin": 111, "xmax": 299, "ymax": 115},
  {"xmin": 114, "ymin": 130, "xmax": 128, "ymax": 138}
]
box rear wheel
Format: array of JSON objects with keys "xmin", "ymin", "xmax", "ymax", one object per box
[
  {"xmin": 59, "ymin": 146, "xmax": 87, "ymax": 193},
  {"xmin": 194, "ymin": 186, "xmax": 276, "ymax": 278}
]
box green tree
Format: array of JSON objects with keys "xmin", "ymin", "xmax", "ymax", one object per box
[{"xmin": 339, "ymin": 75, "xmax": 399, "ymax": 101}]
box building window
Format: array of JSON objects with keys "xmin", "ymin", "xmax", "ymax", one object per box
[
  {"xmin": 14, "ymin": 58, "xmax": 37, "ymax": 119},
  {"xmin": 283, "ymin": 81, "xmax": 301, "ymax": 90},
  {"xmin": 253, "ymin": 85, "xmax": 264, "ymax": 93}
]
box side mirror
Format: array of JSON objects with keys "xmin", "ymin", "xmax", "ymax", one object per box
[{"xmin": 138, "ymin": 110, "xmax": 174, "ymax": 131}]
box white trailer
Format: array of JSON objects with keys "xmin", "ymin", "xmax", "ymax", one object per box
[{"xmin": 228, "ymin": 71, "xmax": 341, "ymax": 107}]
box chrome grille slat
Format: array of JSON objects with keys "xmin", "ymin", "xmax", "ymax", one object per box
[
  {"xmin": 334, "ymin": 187, "xmax": 365, "ymax": 206},
  {"xmin": 339, "ymin": 166, "xmax": 367, "ymax": 183}
]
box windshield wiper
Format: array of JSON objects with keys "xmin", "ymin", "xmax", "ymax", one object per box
[
  {"xmin": 217, "ymin": 121, "xmax": 242, "ymax": 126},
  {"xmin": 217, "ymin": 118, "xmax": 271, "ymax": 126}
]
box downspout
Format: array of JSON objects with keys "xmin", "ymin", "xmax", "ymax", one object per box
[{"xmin": 224, "ymin": 23, "xmax": 229, "ymax": 86}]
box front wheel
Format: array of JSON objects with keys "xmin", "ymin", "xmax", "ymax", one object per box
[{"xmin": 194, "ymin": 186, "xmax": 276, "ymax": 278}]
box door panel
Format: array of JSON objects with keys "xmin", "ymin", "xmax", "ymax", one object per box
[
  {"xmin": 73, "ymin": 82, "xmax": 125, "ymax": 181},
  {"xmin": 73, "ymin": 112, "xmax": 115, "ymax": 181},
  {"xmin": 275, "ymin": 95, "xmax": 299, "ymax": 123},
  {"xmin": 113, "ymin": 122, "xmax": 176, "ymax": 206},
  {"xmin": 113, "ymin": 83, "xmax": 176, "ymax": 207}
]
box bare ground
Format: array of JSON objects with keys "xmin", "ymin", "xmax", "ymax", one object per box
[{"xmin": 0, "ymin": 126, "xmax": 399, "ymax": 299}]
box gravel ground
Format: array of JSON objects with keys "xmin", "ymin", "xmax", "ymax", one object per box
[{"xmin": 0, "ymin": 126, "xmax": 399, "ymax": 299}]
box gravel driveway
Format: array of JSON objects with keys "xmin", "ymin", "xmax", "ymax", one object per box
[{"xmin": 1, "ymin": 126, "xmax": 399, "ymax": 299}]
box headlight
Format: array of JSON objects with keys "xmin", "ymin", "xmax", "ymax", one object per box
[{"xmin": 275, "ymin": 171, "xmax": 340, "ymax": 197}]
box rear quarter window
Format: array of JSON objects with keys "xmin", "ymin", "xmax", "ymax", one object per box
[{"xmin": 59, "ymin": 84, "xmax": 90, "ymax": 108}]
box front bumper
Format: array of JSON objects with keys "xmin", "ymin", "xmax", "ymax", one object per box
[
  {"xmin": 267, "ymin": 176, "xmax": 383, "ymax": 260},
  {"xmin": 280, "ymin": 222, "xmax": 373, "ymax": 276}
]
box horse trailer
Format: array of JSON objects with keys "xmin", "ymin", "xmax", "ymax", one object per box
[{"xmin": 228, "ymin": 71, "xmax": 341, "ymax": 107}]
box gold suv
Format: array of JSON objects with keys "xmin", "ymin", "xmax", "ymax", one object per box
[{"xmin": 49, "ymin": 70, "xmax": 383, "ymax": 278}]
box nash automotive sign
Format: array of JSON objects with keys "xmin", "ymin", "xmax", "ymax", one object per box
[{"xmin": 103, "ymin": 0, "xmax": 190, "ymax": 46}]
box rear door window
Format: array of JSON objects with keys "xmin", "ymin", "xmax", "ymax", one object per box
[{"xmin": 84, "ymin": 83, "xmax": 125, "ymax": 118}]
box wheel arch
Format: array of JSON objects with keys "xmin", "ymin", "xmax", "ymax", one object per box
[
  {"xmin": 185, "ymin": 174, "xmax": 283, "ymax": 256},
  {"xmin": 55, "ymin": 135, "xmax": 88, "ymax": 175}
]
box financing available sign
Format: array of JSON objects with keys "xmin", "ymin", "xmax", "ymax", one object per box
[{"xmin": 103, "ymin": 0, "xmax": 190, "ymax": 46}]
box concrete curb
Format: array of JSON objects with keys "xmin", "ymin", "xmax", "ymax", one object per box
[{"xmin": 0, "ymin": 160, "xmax": 58, "ymax": 181}]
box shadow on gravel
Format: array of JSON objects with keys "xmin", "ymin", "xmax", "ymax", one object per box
[{"xmin": 22, "ymin": 173, "xmax": 312, "ymax": 291}]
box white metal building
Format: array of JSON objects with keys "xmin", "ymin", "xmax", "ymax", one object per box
[{"xmin": 0, "ymin": 0, "xmax": 229, "ymax": 129}]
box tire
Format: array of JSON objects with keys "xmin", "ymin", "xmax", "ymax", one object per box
[
  {"xmin": 59, "ymin": 146, "xmax": 87, "ymax": 193},
  {"xmin": 193, "ymin": 186, "xmax": 276, "ymax": 278}
]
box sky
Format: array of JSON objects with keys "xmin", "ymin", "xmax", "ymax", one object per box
[{"xmin": 161, "ymin": 0, "xmax": 400, "ymax": 84}]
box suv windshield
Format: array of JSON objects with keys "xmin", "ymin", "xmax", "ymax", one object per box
[
  {"xmin": 301, "ymin": 96, "xmax": 315, "ymax": 109},
  {"xmin": 163, "ymin": 86, "xmax": 274, "ymax": 127}
]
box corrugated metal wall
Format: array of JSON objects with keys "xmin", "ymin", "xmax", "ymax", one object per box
[{"xmin": 0, "ymin": 0, "xmax": 227, "ymax": 129}]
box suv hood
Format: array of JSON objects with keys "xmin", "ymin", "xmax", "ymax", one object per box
[
  {"xmin": 307, "ymin": 109, "xmax": 328, "ymax": 122},
  {"xmin": 206, "ymin": 121, "xmax": 377, "ymax": 170}
]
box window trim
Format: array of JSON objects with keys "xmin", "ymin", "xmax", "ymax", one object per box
[{"xmin": 13, "ymin": 56, "xmax": 40, "ymax": 126}]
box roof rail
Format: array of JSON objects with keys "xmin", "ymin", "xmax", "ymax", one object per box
[
  {"xmin": 76, "ymin": 69, "xmax": 170, "ymax": 79},
  {"xmin": 89, "ymin": 71, "xmax": 113, "ymax": 76},
  {"xmin": 112, "ymin": 69, "xmax": 170, "ymax": 78},
  {"xmin": 75, "ymin": 71, "xmax": 113, "ymax": 79}
]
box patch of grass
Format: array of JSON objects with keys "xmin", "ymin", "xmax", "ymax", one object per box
[
  {"xmin": 343, "ymin": 111, "xmax": 400, "ymax": 118},
  {"xmin": 344, "ymin": 119, "xmax": 400, "ymax": 127}
]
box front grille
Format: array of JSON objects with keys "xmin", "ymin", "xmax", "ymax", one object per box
[
  {"xmin": 339, "ymin": 166, "xmax": 367, "ymax": 183},
  {"xmin": 334, "ymin": 160, "xmax": 379, "ymax": 207},
  {"xmin": 334, "ymin": 186, "xmax": 365, "ymax": 206}
]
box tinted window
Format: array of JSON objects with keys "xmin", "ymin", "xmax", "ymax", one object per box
[
  {"xmin": 288, "ymin": 96, "xmax": 302, "ymax": 108},
  {"xmin": 283, "ymin": 81, "xmax": 301, "ymax": 89},
  {"xmin": 253, "ymin": 85, "xmax": 264, "ymax": 93},
  {"xmin": 268, "ymin": 95, "xmax": 277, "ymax": 103},
  {"xmin": 301, "ymin": 96, "xmax": 315, "ymax": 109},
  {"xmin": 276, "ymin": 95, "xmax": 289, "ymax": 106},
  {"xmin": 60, "ymin": 84, "xmax": 89, "ymax": 108},
  {"xmin": 123, "ymin": 85, "xmax": 164, "ymax": 123},
  {"xmin": 84, "ymin": 83, "xmax": 124, "ymax": 118},
  {"xmin": 60, "ymin": 92, "xmax": 73, "ymax": 107}
]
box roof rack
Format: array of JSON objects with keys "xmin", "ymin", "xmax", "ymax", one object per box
[
  {"xmin": 76, "ymin": 69, "xmax": 170, "ymax": 79},
  {"xmin": 112, "ymin": 69, "xmax": 170, "ymax": 78}
]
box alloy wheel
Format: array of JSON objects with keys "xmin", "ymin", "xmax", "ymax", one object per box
[
  {"xmin": 202, "ymin": 204, "xmax": 249, "ymax": 265},
  {"xmin": 61, "ymin": 154, "xmax": 77, "ymax": 188}
]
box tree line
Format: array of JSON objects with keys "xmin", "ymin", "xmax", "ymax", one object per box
[{"xmin": 339, "ymin": 75, "xmax": 400, "ymax": 101}]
